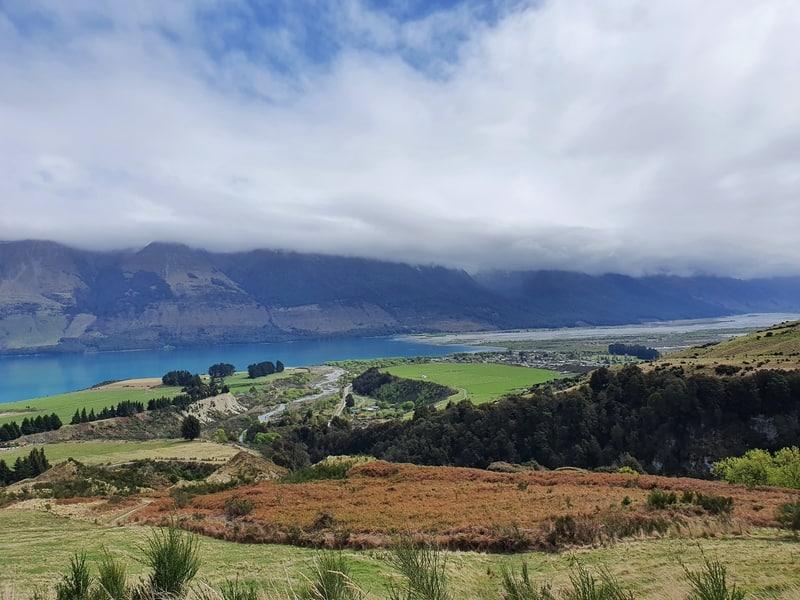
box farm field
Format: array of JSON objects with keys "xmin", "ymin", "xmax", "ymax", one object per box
[
  {"xmin": 224, "ymin": 369, "xmax": 296, "ymax": 394},
  {"xmin": 385, "ymin": 362, "xmax": 559, "ymax": 404},
  {"xmin": 0, "ymin": 439, "xmax": 238, "ymax": 466},
  {"xmin": 0, "ymin": 382, "xmax": 184, "ymax": 426}
]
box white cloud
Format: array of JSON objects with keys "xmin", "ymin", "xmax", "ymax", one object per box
[{"xmin": 0, "ymin": 0, "xmax": 799, "ymax": 277}]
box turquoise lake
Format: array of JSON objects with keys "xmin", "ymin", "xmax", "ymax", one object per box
[{"xmin": 0, "ymin": 337, "xmax": 478, "ymax": 404}]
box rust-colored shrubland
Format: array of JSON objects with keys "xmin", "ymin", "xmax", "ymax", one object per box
[{"xmin": 134, "ymin": 461, "xmax": 794, "ymax": 552}]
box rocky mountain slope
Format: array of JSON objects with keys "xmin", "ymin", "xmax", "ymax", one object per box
[{"xmin": 2, "ymin": 240, "xmax": 800, "ymax": 353}]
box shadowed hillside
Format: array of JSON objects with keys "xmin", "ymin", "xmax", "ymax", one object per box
[{"xmin": 3, "ymin": 240, "xmax": 800, "ymax": 353}]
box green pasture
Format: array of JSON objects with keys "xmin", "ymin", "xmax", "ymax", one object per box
[
  {"xmin": 0, "ymin": 508, "xmax": 798, "ymax": 598},
  {"xmin": 385, "ymin": 363, "xmax": 560, "ymax": 405},
  {"xmin": 0, "ymin": 439, "xmax": 237, "ymax": 467},
  {"xmin": 224, "ymin": 370, "xmax": 295, "ymax": 394},
  {"xmin": 0, "ymin": 386, "xmax": 184, "ymax": 427},
  {"xmin": 0, "ymin": 369, "xmax": 297, "ymax": 427}
]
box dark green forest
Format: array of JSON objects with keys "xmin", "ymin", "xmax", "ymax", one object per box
[
  {"xmin": 352, "ymin": 367, "xmax": 456, "ymax": 408},
  {"xmin": 286, "ymin": 365, "xmax": 800, "ymax": 477}
]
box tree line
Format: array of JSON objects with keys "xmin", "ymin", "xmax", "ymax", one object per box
[
  {"xmin": 247, "ymin": 360, "xmax": 285, "ymax": 378},
  {"xmin": 70, "ymin": 401, "xmax": 145, "ymax": 425},
  {"xmin": 0, "ymin": 413, "xmax": 62, "ymax": 442},
  {"xmin": 283, "ymin": 365, "xmax": 800, "ymax": 478},
  {"xmin": 608, "ymin": 343, "xmax": 660, "ymax": 360},
  {"xmin": 0, "ymin": 448, "xmax": 50, "ymax": 486}
]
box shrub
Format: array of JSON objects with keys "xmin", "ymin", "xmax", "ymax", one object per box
[
  {"xmin": 646, "ymin": 489, "xmax": 677, "ymax": 509},
  {"xmin": 712, "ymin": 446, "xmax": 800, "ymax": 489},
  {"xmin": 224, "ymin": 498, "xmax": 254, "ymax": 520},
  {"xmin": 775, "ymin": 500, "xmax": 800, "ymax": 535},
  {"xmin": 170, "ymin": 489, "xmax": 192, "ymax": 509},
  {"xmin": 694, "ymin": 493, "xmax": 734, "ymax": 516}
]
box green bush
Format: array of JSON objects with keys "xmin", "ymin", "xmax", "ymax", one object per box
[
  {"xmin": 775, "ymin": 500, "xmax": 800, "ymax": 535},
  {"xmin": 646, "ymin": 489, "xmax": 677, "ymax": 509},
  {"xmin": 712, "ymin": 446, "xmax": 800, "ymax": 489},
  {"xmin": 694, "ymin": 493, "xmax": 733, "ymax": 516}
]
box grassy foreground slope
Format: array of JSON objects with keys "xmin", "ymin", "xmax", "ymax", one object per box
[
  {"xmin": 384, "ymin": 362, "xmax": 559, "ymax": 404},
  {"xmin": 1, "ymin": 508, "xmax": 798, "ymax": 598}
]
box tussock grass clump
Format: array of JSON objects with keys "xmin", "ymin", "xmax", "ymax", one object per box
[
  {"xmin": 94, "ymin": 552, "xmax": 129, "ymax": 600},
  {"xmin": 386, "ymin": 540, "xmax": 451, "ymax": 600},
  {"xmin": 55, "ymin": 553, "xmax": 92, "ymax": 600},
  {"xmin": 138, "ymin": 527, "xmax": 200, "ymax": 599},
  {"xmin": 683, "ymin": 555, "xmax": 745, "ymax": 600},
  {"xmin": 301, "ymin": 552, "xmax": 365, "ymax": 600},
  {"xmin": 500, "ymin": 563, "xmax": 554, "ymax": 600},
  {"xmin": 562, "ymin": 563, "xmax": 633, "ymax": 600},
  {"xmin": 215, "ymin": 579, "xmax": 260, "ymax": 600}
]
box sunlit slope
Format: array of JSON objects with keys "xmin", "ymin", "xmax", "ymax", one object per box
[{"xmin": 660, "ymin": 319, "xmax": 800, "ymax": 372}]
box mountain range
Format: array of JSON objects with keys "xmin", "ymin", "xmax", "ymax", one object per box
[{"xmin": 2, "ymin": 240, "xmax": 800, "ymax": 354}]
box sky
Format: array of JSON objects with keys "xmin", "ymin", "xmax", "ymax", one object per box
[{"xmin": 1, "ymin": 0, "xmax": 799, "ymax": 277}]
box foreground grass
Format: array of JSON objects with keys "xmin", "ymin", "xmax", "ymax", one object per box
[
  {"xmin": 0, "ymin": 439, "xmax": 238, "ymax": 466},
  {"xmin": 2, "ymin": 508, "xmax": 798, "ymax": 598},
  {"xmin": 385, "ymin": 363, "xmax": 560, "ymax": 405}
]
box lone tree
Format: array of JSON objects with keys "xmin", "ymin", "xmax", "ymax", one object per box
[{"xmin": 181, "ymin": 415, "xmax": 201, "ymax": 441}]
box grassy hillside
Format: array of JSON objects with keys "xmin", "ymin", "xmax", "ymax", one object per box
[
  {"xmin": 384, "ymin": 363, "xmax": 559, "ymax": 405},
  {"xmin": 659, "ymin": 319, "xmax": 800, "ymax": 373}
]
